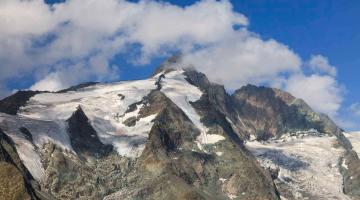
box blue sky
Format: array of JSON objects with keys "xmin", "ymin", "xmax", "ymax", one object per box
[
  {"xmin": 235, "ymin": 0, "xmax": 360, "ymax": 129},
  {"xmin": 234, "ymin": 1, "xmax": 360, "ymax": 106},
  {"xmin": 1, "ymin": 0, "xmax": 359, "ymax": 130}
]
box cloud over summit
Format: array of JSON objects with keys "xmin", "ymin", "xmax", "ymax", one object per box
[{"xmin": 0, "ymin": 0, "xmax": 345, "ymax": 119}]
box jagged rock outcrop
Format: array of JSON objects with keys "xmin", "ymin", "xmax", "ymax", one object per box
[
  {"xmin": 67, "ymin": 106, "xmax": 113, "ymax": 159},
  {"xmin": 231, "ymin": 85, "xmax": 325, "ymax": 139},
  {"xmin": 0, "ymin": 91, "xmax": 43, "ymax": 115}
]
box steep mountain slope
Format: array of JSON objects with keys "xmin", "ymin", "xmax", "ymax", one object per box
[
  {"xmin": 0, "ymin": 128, "xmax": 51, "ymax": 200},
  {"xmin": 0, "ymin": 91, "xmax": 43, "ymax": 115},
  {"xmin": 183, "ymin": 67, "xmax": 360, "ymax": 199},
  {"xmin": 0, "ymin": 62, "xmax": 358, "ymax": 200},
  {"xmin": 0, "ymin": 69, "xmax": 279, "ymax": 200}
]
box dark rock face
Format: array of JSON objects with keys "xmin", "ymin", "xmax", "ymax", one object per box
[
  {"xmin": 155, "ymin": 74, "xmax": 166, "ymax": 90},
  {"xmin": 19, "ymin": 127, "xmax": 34, "ymax": 144},
  {"xmin": 342, "ymin": 151, "xmax": 360, "ymax": 197},
  {"xmin": 123, "ymin": 116, "xmax": 137, "ymax": 127},
  {"xmin": 184, "ymin": 69, "xmax": 247, "ymax": 139},
  {"xmin": 0, "ymin": 129, "xmax": 41, "ymax": 200},
  {"xmin": 183, "ymin": 68, "xmax": 348, "ymax": 141},
  {"xmin": 67, "ymin": 106, "xmax": 113, "ymax": 159},
  {"xmin": 231, "ymin": 85, "xmax": 324, "ymax": 140},
  {"xmin": 0, "ymin": 91, "xmax": 43, "ymax": 115},
  {"xmin": 184, "ymin": 68, "xmax": 212, "ymax": 91}
]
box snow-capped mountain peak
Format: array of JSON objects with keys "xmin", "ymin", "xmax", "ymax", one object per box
[{"xmin": 0, "ymin": 66, "xmax": 359, "ymax": 200}]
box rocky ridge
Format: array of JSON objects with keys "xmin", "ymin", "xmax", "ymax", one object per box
[{"xmin": 0, "ymin": 59, "xmax": 359, "ymax": 200}]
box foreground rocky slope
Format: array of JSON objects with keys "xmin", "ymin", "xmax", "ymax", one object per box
[{"xmin": 0, "ymin": 61, "xmax": 359, "ymax": 200}]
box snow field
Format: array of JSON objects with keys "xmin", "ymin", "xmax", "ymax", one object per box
[{"xmin": 246, "ymin": 133, "xmax": 350, "ymax": 200}]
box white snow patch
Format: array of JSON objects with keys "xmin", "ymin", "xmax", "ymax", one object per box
[
  {"xmin": 215, "ymin": 151, "xmax": 223, "ymax": 156},
  {"xmin": 203, "ymin": 134, "xmax": 225, "ymax": 144},
  {"xmin": 227, "ymin": 194, "xmax": 238, "ymax": 199},
  {"xmin": 0, "ymin": 113, "xmax": 73, "ymax": 181},
  {"xmin": 0, "ymin": 113, "xmax": 72, "ymax": 151},
  {"xmin": 341, "ymin": 159, "xmax": 348, "ymax": 170},
  {"xmin": 249, "ymin": 134, "xmax": 256, "ymax": 141},
  {"xmin": 9, "ymin": 134, "xmax": 44, "ymax": 181},
  {"xmin": 219, "ymin": 178, "xmax": 227, "ymax": 183},
  {"xmin": 246, "ymin": 132, "xmax": 350, "ymax": 200},
  {"xmin": 280, "ymin": 195, "xmax": 288, "ymax": 200},
  {"xmin": 18, "ymin": 78, "xmax": 158, "ymax": 158}
]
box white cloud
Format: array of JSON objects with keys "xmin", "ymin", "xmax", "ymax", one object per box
[
  {"xmin": 0, "ymin": 0, "xmax": 55, "ymax": 37},
  {"xmin": 349, "ymin": 103, "xmax": 360, "ymax": 117},
  {"xmin": 30, "ymin": 72, "xmax": 64, "ymax": 92},
  {"xmin": 0, "ymin": 0, "xmax": 346, "ymax": 120},
  {"xmin": 284, "ymin": 74, "xmax": 343, "ymax": 117},
  {"xmin": 0, "ymin": 0, "xmax": 248, "ymax": 93},
  {"xmin": 30, "ymin": 54, "xmax": 120, "ymax": 91},
  {"xmin": 181, "ymin": 30, "xmax": 301, "ymax": 90},
  {"xmin": 182, "ymin": 44, "xmax": 344, "ymax": 117},
  {"xmin": 279, "ymin": 55, "xmax": 343, "ymax": 117},
  {"xmin": 308, "ymin": 54, "xmax": 337, "ymax": 76},
  {"xmin": 126, "ymin": 0, "xmax": 248, "ymax": 63}
]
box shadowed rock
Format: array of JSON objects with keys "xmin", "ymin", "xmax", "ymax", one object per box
[
  {"xmin": 66, "ymin": 106, "xmax": 113, "ymax": 159},
  {"xmin": 0, "ymin": 91, "xmax": 43, "ymax": 115},
  {"xmin": 0, "ymin": 129, "xmax": 45, "ymax": 200}
]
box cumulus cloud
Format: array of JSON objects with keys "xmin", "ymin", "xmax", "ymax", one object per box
[
  {"xmin": 284, "ymin": 74, "xmax": 343, "ymax": 117},
  {"xmin": 30, "ymin": 54, "xmax": 120, "ymax": 91},
  {"xmin": 0, "ymin": 0, "xmax": 248, "ymax": 92},
  {"xmin": 182, "ymin": 30, "xmax": 301, "ymax": 90},
  {"xmin": 0, "ymin": 0, "xmax": 346, "ymax": 119},
  {"xmin": 0, "ymin": 0, "xmax": 55, "ymax": 37},
  {"xmin": 280, "ymin": 55, "xmax": 343, "ymax": 118},
  {"xmin": 307, "ymin": 54, "xmax": 337, "ymax": 76}
]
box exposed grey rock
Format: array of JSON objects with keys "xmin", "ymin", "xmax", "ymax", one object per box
[
  {"xmin": 123, "ymin": 116, "xmax": 137, "ymax": 127},
  {"xmin": 66, "ymin": 106, "xmax": 113, "ymax": 159},
  {"xmin": 0, "ymin": 128, "xmax": 46, "ymax": 200},
  {"xmin": 0, "ymin": 91, "xmax": 44, "ymax": 115}
]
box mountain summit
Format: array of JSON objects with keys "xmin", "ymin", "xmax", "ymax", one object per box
[{"xmin": 0, "ymin": 62, "xmax": 359, "ymax": 200}]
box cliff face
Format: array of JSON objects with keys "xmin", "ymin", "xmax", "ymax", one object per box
[
  {"xmin": 0, "ymin": 129, "xmax": 44, "ymax": 200},
  {"xmin": 0, "ymin": 62, "xmax": 358, "ymax": 200},
  {"xmin": 231, "ymin": 85, "xmax": 326, "ymax": 139},
  {"xmin": 0, "ymin": 91, "xmax": 42, "ymax": 115},
  {"xmin": 183, "ymin": 69, "xmax": 343, "ymax": 141}
]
